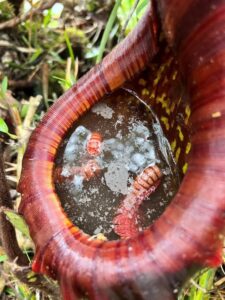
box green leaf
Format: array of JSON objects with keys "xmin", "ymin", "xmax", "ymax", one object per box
[
  {"xmin": 194, "ymin": 269, "xmax": 215, "ymax": 300},
  {"xmin": 49, "ymin": 50, "xmax": 65, "ymax": 64},
  {"xmin": 181, "ymin": 269, "xmax": 216, "ymax": 300},
  {"xmin": 64, "ymin": 31, "xmax": 75, "ymax": 66},
  {"xmin": 0, "ymin": 254, "xmax": 7, "ymax": 263},
  {"xmin": 43, "ymin": 9, "xmax": 52, "ymax": 28},
  {"xmin": 20, "ymin": 104, "xmax": 29, "ymax": 119},
  {"xmin": 136, "ymin": 0, "xmax": 148, "ymax": 15},
  {"xmin": 0, "ymin": 118, "xmax": 17, "ymax": 139},
  {"xmin": 0, "ymin": 118, "xmax": 9, "ymax": 134},
  {"xmin": 7, "ymin": 133, "xmax": 17, "ymax": 139},
  {"xmin": 4, "ymin": 287, "xmax": 15, "ymax": 296},
  {"xmin": 85, "ymin": 46, "xmax": 100, "ymax": 59},
  {"xmin": 28, "ymin": 48, "xmax": 43, "ymax": 64},
  {"xmin": 4, "ymin": 210, "xmax": 30, "ymax": 238},
  {"xmin": 1, "ymin": 76, "xmax": 8, "ymax": 98},
  {"xmin": 52, "ymin": 75, "xmax": 73, "ymax": 91},
  {"xmin": 96, "ymin": 0, "xmax": 122, "ymax": 63},
  {"xmin": 118, "ymin": 0, "xmax": 148, "ymax": 34}
]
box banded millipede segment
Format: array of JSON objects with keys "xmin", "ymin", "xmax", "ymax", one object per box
[
  {"xmin": 113, "ymin": 165, "xmax": 162, "ymax": 239},
  {"xmin": 18, "ymin": 1, "xmax": 225, "ymax": 299}
]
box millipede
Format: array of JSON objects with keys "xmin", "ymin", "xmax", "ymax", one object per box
[
  {"xmin": 86, "ymin": 132, "xmax": 103, "ymax": 156},
  {"xmin": 53, "ymin": 159, "xmax": 101, "ymax": 183},
  {"xmin": 132, "ymin": 165, "xmax": 161, "ymax": 196},
  {"xmin": 113, "ymin": 165, "xmax": 162, "ymax": 239},
  {"xmin": 18, "ymin": 1, "xmax": 225, "ymax": 299},
  {"xmin": 54, "ymin": 131, "xmax": 103, "ymax": 183}
]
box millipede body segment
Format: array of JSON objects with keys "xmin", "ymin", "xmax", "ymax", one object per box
[
  {"xmin": 113, "ymin": 165, "xmax": 162, "ymax": 239},
  {"xmin": 86, "ymin": 132, "xmax": 103, "ymax": 156},
  {"xmin": 18, "ymin": 1, "xmax": 225, "ymax": 299}
]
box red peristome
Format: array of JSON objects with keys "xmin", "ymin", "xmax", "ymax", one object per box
[
  {"xmin": 18, "ymin": 1, "xmax": 225, "ymax": 299},
  {"xmin": 205, "ymin": 246, "xmax": 223, "ymax": 268}
]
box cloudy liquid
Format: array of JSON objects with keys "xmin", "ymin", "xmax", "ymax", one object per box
[{"xmin": 55, "ymin": 90, "xmax": 179, "ymax": 240}]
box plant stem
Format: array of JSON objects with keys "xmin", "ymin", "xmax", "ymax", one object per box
[{"xmin": 0, "ymin": 144, "xmax": 29, "ymax": 266}]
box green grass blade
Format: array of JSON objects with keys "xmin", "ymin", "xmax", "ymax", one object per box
[
  {"xmin": 188, "ymin": 269, "xmax": 216, "ymax": 300},
  {"xmin": 64, "ymin": 31, "xmax": 75, "ymax": 66},
  {"xmin": 96, "ymin": 0, "xmax": 122, "ymax": 63}
]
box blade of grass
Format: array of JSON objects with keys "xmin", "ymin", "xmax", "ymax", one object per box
[
  {"xmin": 64, "ymin": 31, "xmax": 75, "ymax": 66},
  {"xmin": 96, "ymin": 0, "xmax": 122, "ymax": 63},
  {"xmin": 189, "ymin": 269, "xmax": 216, "ymax": 300},
  {"xmin": 0, "ymin": 76, "xmax": 8, "ymax": 98},
  {"xmin": 119, "ymin": 0, "xmax": 140, "ymax": 40}
]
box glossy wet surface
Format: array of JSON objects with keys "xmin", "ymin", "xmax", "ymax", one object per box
[{"xmin": 55, "ymin": 90, "xmax": 180, "ymax": 240}]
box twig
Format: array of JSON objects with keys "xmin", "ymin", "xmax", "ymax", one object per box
[
  {"xmin": 0, "ymin": 145, "xmax": 60, "ymax": 297},
  {"xmin": 4, "ymin": 162, "xmax": 17, "ymax": 167},
  {"xmin": 217, "ymin": 290, "xmax": 225, "ymax": 300},
  {"xmin": 0, "ymin": 40, "xmax": 36, "ymax": 53},
  {"xmin": 0, "ymin": 70, "xmax": 39, "ymax": 89},
  {"xmin": 6, "ymin": 175, "xmax": 18, "ymax": 183},
  {"xmin": 0, "ymin": 144, "xmax": 28, "ymax": 266},
  {"xmin": 0, "ymin": 0, "xmax": 57, "ymax": 30},
  {"xmin": 41, "ymin": 63, "xmax": 49, "ymax": 109},
  {"xmin": 7, "ymin": 61, "xmax": 43, "ymax": 90},
  {"xmin": 190, "ymin": 278, "xmax": 207, "ymax": 293},
  {"xmin": 8, "ymin": 79, "xmax": 35, "ymax": 89},
  {"xmin": 22, "ymin": 96, "xmax": 42, "ymax": 130},
  {"xmin": 2, "ymin": 91, "xmax": 20, "ymax": 112},
  {"xmin": 5, "ymin": 92, "xmax": 22, "ymax": 136},
  {"xmin": 17, "ymin": 95, "xmax": 42, "ymax": 179},
  {"xmin": 10, "ymin": 264, "xmax": 60, "ymax": 299}
]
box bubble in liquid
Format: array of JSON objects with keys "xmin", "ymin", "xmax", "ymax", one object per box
[
  {"xmin": 72, "ymin": 175, "xmax": 84, "ymax": 191},
  {"xmin": 116, "ymin": 142, "xmax": 124, "ymax": 151},
  {"xmin": 61, "ymin": 165, "xmax": 71, "ymax": 177},
  {"xmin": 145, "ymin": 147, "xmax": 156, "ymax": 160},
  {"xmin": 135, "ymin": 137, "xmax": 145, "ymax": 146},
  {"xmin": 64, "ymin": 126, "xmax": 90, "ymax": 162},
  {"xmin": 125, "ymin": 144, "xmax": 135, "ymax": 155},
  {"xmin": 142, "ymin": 141, "xmax": 153, "ymax": 151},
  {"xmin": 131, "ymin": 153, "xmax": 146, "ymax": 167},
  {"xmin": 111, "ymin": 150, "xmax": 124, "ymax": 160},
  {"xmin": 128, "ymin": 162, "xmax": 139, "ymax": 173},
  {"xmin": 75, "ymin": 125, "xmax": 90, "ymax": 137},
  {"xmin": 104, "ymin": 138, "xmax": 117, "ymax": 149},
  {"xmin": 130, "ymin": 122, "xmax": 150, "ymax": 138}
]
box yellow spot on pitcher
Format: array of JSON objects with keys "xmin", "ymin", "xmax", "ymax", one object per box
[
  {"xmin": 175, "ymin": 147, "xmax": 181, "ymax": 162},
  {"xmin": 182, "ymin": 163, "xmax": 188, "ymax": 174}
]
